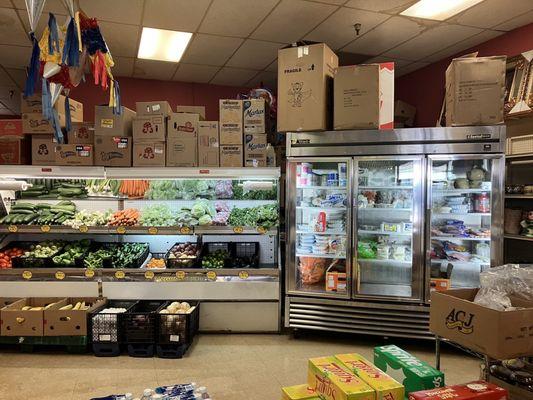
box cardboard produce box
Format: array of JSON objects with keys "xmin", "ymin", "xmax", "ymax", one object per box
[
  {"xmin": 94, "ymin": 105, "xmax": 136, "ymax": 136},
  {"xmin": 408, "ymin": 381, "xmax": 507, "ymax": 400},
  {"xmin": 94, "ymin": 135, "xmax": 132, "ymax": 167},
  {"xmin": 430, "ymin": 288, "xmax": 533, "ymax": 360},
  {"xmin": 243, "ymin": 98, "xmax": 269, "ymax": 134},
  {"xmin": 277, "ymin": 43, "xmax": 338, "ymax": 132},
  {"xmin": 0, "ymin": 131, "xmax": 30, "ymax": 165},
  {"xmin": 55, "ymin": 144, "xmax": 94, "ymax": 166},
  {"xmin": 22, "ymin": 112, "xmax": 54, "ymax": 134},
  {"xmin": 219, "ymin": 99, "xmax": 243, "ymax": 144},
  {"xmin": 244, "ymin": 133, "xmax": 267, "ymax": 167},
  {"xmin": 44, "ymin": 297, "xmax": 106, "ymax": 336},
  {"xmin": 133, "ymin": 142, "xmax": 166, "ymax": 166},
  {"xmin": 282, "ymin": 384, "xmax": 319, "ymax": 400},
  {"xmin": 445, "ymin": 56, "xmax": 506, "ymax": 126},
  {"xmin": 167, "ymin": 133, "xmax": 197, "ymax": 167},
  {"xmin": 198, "ymin": 121, "xmax": 219, "ymax": 167},
  {"xmin": 176, "ymin": 105, "xmax": 206, "ymax": 120},
  {"xmin": 0, "ymin": 298, "xmax": 20, "ymax": 309},
  {"xmin": 136, "ymin": 100, "xmax": 171, "ymax": 117},
  {"xmin": 31, "ymin": 134, "xmax": 56, "ymax": 165},
  {"xmin": 68, "ymin": 122, "xmax": 94, "ymax": 144},
  {"xmin": 21, "ymin": 93, "xmax": 42, "ymax": 113},
  {"xmin": 133, "ymin": 115, "xmax": 166, "ymax": 142},
  {"xmin": 21, "ymin": 94, "xmax": 83, "ymax": 125},
  {"xmin": 220, "ymin": 145, "xmax": 243, "ymax": 167},
  {"xmin": 1, "ymin": 297, "xmax": 65, "ymax": 336}
]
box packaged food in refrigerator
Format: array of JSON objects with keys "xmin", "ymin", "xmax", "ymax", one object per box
[
  {"xmin": 338, "ymin": 163, "xmax": 347, "ymax": 187},
  {"xmin": 358, "ymin": 241, "xmax": 377, "ymax": 259},
  {"xmin": 408, "ymin": 381, "xmax": 507, "ymax": 400},
  {"xmin": 298, "ymin": 257, "xmax": 327, "ymax": 285},
  {"xmin": 402, "ymin": 222, "xmax": 413, "ymax": 233},
  {"xmin": 376, "ymin": 243, "xmax": 390, "ymax": 260},
  {"xmin": 314, "ymin": 212, "xmax": 326, "ymax": 232},
  {"xmin": 381, "ymin": 222, "xmax": 402, "ymax": 233},
  {"xmin": 326, "ymin": 263, "xmax": 347, "ymax": 293},
  {"xmin": 391, "ymin": 245, "xmax": 407, "ymax": 261}
]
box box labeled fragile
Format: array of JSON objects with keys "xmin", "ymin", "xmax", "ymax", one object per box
[
  {"xmin": 282, "ymin": 384, "xmax": 319, "ymax": 400},
  {"xmin": 373, "ymin": 345, "xmax": 444, "ymax": 397},
  {"xmin": 336, "ymin": 353, "xmax": 404, "ymax": 400},
  {"xmin": 308, "ymin": 356, "xmax": 375, "ymax": 400},
  {"xmin": 408, "ymin": 381, "xmax": 507, "ymax": 400}
]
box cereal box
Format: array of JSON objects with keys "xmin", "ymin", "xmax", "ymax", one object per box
[
  {"xmin": 408, "ymin": 381, "xmax": 507, "ymax": 400},
  {"xmin": 336, "ymin": 353, "xmax": 404, "ymax": 400},
  {"xmin": 282, "ymin": 384, "xmax": 319, "ymax": 400},
  {"xmin": 308, "ymin": 356, "xmax": 375, "ymax": 400}
]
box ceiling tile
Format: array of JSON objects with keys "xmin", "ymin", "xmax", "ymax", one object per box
[
  {"xmin": 246, "ymin": 71, "xmax": 277, "ymax": 89},
  {"xmin": 143, "ymin": 0, "xmax": 211, "ymax": 32},
  {"xmin": 173, "ymin": 63, "xmax": 220, "ymax": 83},
  {"xmin": 305, "ymin": 7, "xmax": 389, "ymax": 50},
  {"xmin": 423, "ymin": 30, "xmax": 504, "ymax": 63},
  {"xmin": 251, "ymin": 0, "xmax": 337, "ymax": 43},
  {"xmin": 342, "ymin": 15, "xmax": 431, "ymax": 56},
  {"xmin": 81, "ymin": 0, "xmax": 143, "ymax": 25},
  {"xmin": 365, "ymin": 56, "xmax": 412, "ymax": 69},
  {"xmin": 0, "ymin": 8, "xmax": 33, "ymax": 47},
  {"xmin": 383, "ymin": 24, "xmax": 482, "ymax": 61},
  {"xmin": 181, "ymin": 34, "xmax": 243, "ymax": 66},
  {"xmin": 16, "ymin": 8, "xmax": 69, "ymax": 38},
  {"xmin": 199, "ymin": 0, "xmax": 278, "ymax": 37},
  {"xmin": 210, "ymin": 67, "xmax": 257, "ymax": 86},
  {"xmin": 310, "ymin": 0, "xmax": 347, "ymax": 4},
  {"xmin": 226, "ymin": 40, "xmax": 280, "ymax": 70},
  {"xmin": 111, "ymin": 57, "xmax": 134, "ymax": 77},
  {"xmin": 344, "ymin": 0, "xmax": 417, "ymax": 14},
  {"xmin": 0, "ymin": 45, "xmax": 31, "ymax": 68},
  {"xmin": 99, "ymin": 22, "xmax": 140, "ymax": 58},
  {"xmin": 0, "ymin": 0, "xmax": 14, "ymax": 7},
  {"xmin": 0, "ymin": 68, "xmax": 15, "ymax": 86},
  {"xmin": 12, "ymin": 0, "xmax": 70, "ymax": 14},
  {"xmin": 0, "ymin": 86, "xmax": 21, "ymax": 113},
  {"xmin": 133, "ymin": 59, "xmax": 178, "ymax": 81},
  {"xmin": 450, "ymin": 0, "xmax": 533, "ymax": 29},
  {"xmin": 494, "ymin": 10, "xmax": 533, "ymax": 31},
  {"xmin": 5, "ymin": 68, "xmax": 26, "ymax": 89},
  {"xmin": 265, "ymin": 60, "xmax": 278, "ymax": 72},
  {"xmin": 396, "ymin": 61, "xmax": 430, "ymax": 77}
]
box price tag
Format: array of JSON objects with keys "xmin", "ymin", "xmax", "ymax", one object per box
[
  {"xmin": 238, "ymin": 270, "xmax": 249, "ymax": 280},
  {"xmin": 206, "ymin": 271, "xmax": 217, "ymax": 281},
  {"xmin": 84, "ymin": 269, "xmax": 95, "ymax": 278},
  {"xmin": 116, "ymin": 226, "xmax": 126, "ymax": 234},
  {"xmin": 180, "ymin": 226, "xmax": 191, "ymax": 234},
  {"xmin": 114, "ymin": 270, "xmax": 126, "ymax": 279},
  {"xmin": 257, "ymin": 226, "xmax": 267, "ymax": 234},
  {"xmin": 176, "ymin": 270, "xmax": 186, "ymax": 280},
  {"xmin": 233, "ymin": 226, "xmax": 244, "ymax": 234},
  {"xmin": 79, "ymin": 225, "xmax": 89, "ymax": 233},
  {"xmin": 144, "ymin": 270, "xmax": 155, "ymax": 280},
  {"xmin": 40, "ymin": 225, "xmax": 51, "ymax": 233},
  {"xmin": 22, "ymin": 270, "xmax": 32, "ymax": 280},
  {"xmin": 148, "ymin": 226, "xmax": 158, "ymax": 235},
  {"xmin": 55, "ymin": 271, "xmax": 65, "ymax": 280},
  {"xmin": 8, "ymin": 225, "xmax": 18, "ymax": 233}
]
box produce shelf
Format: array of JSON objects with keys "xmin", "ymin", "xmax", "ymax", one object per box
[
  {"xmin": 0, "ymin": 165, "xmax": 105, "ymax": 179},
  {"xmin": 504, "ymin": 234, "xmax": 533, "ymax": 242}
]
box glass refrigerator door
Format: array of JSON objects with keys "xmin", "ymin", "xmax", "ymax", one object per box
[
  {"xmin": 427, "ymin": 155, "xmax": 504, "ymax": 297},
  {"xmin": 286, "ymin": 158, "xmax": 352, "ymax": 298},
  {"xmin": 353, "ymin": 156, "xmax": 424, "ymax": 301}
]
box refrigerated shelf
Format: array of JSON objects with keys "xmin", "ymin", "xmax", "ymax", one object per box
[
  {"xmin": 296, "ymin": 206, "xmax": 347, "ymax": 211},
  {"xmin": 358, "ymin": 259, "xmax": 411, "ymax": 265},
  {"xmin": 430, "ymin": 259, "xmax": 489, "ymax": 266},
  {"xmin": 295, "ymin": 253, "xmax": 346, "ymax": 259},
  {"xmin": 297, "ymin": 186, "xmax": 347, "ymax": 190},
  {"xmin": 296, "ymin": 230, "xmax": 346, "ymax": 235},
  {"xmin": 359, "ymin": 186, "xmax": 413, "ymax": 190},
  {"xmin": 358, "ymin": 230, "xmax": 412, "ymax": 237},
  {"xmin": 432, "ymin": 213, "xmax": 491, "ymax": 217},
  {"xmin": 358, "ymin": 208, "xmax": 411, "ymax": 212},
  {"xmin": 504, "ymin": 234, "xmax": 533, "ymax": 242},
  {"xmin": 432, "ymin": 189, "xmax": 492, "ymax": 194},
  {"xmin": 432, "ymin": 236, "xmax": 491, "ymax": 241}
]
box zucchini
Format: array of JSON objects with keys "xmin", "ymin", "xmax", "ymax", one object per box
[
  {"xmin": 11, "ymin": 203, "xmax": 37, "ymax": 210},
  {"xmin": 60, "ymin": 183, "xmax": 84, "ymax": 189},
  {"xmin": 9, "ymin": 209, "xmax": 35, "ymax": 215}
]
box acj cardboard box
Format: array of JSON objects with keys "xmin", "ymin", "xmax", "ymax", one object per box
[
  {"xmin": 198, "ymin": 121, "xmax": 219, "ymax": 167},
  {"xmin": 220, "ymin": 145, "xmax": 243, "ymax": 167},
  {"xmin": 430, "ymin": 288, "xmax": 533, "ymax": 360},
  {"xmin": 219, "ymin": 99, "xmax": 243, "ymax": 144},
  {"xmin": 133, "ymin": 115, "xmax": 166, "ymax": 142},
  {"xmin": 176, "ymin": 105, "xmax": 206, "ymax": 120},
  {"xmin": 136, "ymin": 100, "xmax": 171, "ymax": 117},
  {"xmin": 243, "ymin": 98, "xmax": 269, "ymax": 134},
  {"xmin": 94, "ymin": 105, "xmax": 136, "ymax": 136},
  {"xmin": 277, "ymin": 43, "xmax": 338, "ymax": 132},
  {"xmin": 133, "ymin": 142, "xmax": 166, "ymax": 167},
  {"xmin": 44, "ymin": 297, "xmax": 106, "ymax": 336},
  {"xmin": 408, "ymin": 381, "xmax": 508, "ymax": 400},
  {"xmin": 94, "ymin": 135, "xmax": 132, "ymax": 167},
  {"xmin": 244, "ymin": 133, "xmax": 267, "ymax": 167},
  {"xmin": 167, "ymin": 112, "xmax": 199, "ymax": 167},
  {"xmin": 1, "ymin": 297, "xmax": 65, "ymax": 336},
  {"xmin": 31, "ymin": 134, "xmax": 56, "ymax": 165},
  {"xmin": 68, "ymin": 122, "xmax": 94, "ymax": 144},
  {"xmin": 445, "ymin": 56, "xmax": 506, "ymax": 126},
  {"xmin": 55, "ymin": 144, "xmax": 94, "ymax": 166}
]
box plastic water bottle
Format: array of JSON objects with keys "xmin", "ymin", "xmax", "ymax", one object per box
[
  {"xmin": 141, "ymin": 389, "xmax": 152, "ymax": 400},
  {"xmin": 197, "ymin": 387, "xmax": 209, "ymax": 399}
]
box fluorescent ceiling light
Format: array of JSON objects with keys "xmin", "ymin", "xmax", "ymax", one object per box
[
  {"xmin": 400, "ymin": 0, "xmax": 484, "ymax": 21},
  {"xmin": 138, "ymin": 27, "xmax": 193, "ymax": 62}
]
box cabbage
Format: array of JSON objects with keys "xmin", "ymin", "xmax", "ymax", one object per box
[
  {"xmin": 191, "ymin": 203, "xmax": 206, "ymax": 218},
  {"xmin": 198, "ymin": 215, "xmax": 212, "ymax": 225}
]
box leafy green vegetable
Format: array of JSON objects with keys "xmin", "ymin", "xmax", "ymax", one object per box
[
  {"xmin": 228, "ymin": 204, "xmax": 278, "ymax": 229},
  {"xmin": 140, "ymin": 204, "xmax": 175, "ymax": 226},
  {"xmin": 145, "ymin": 180, "xmax": 180, "ymax": 200}
]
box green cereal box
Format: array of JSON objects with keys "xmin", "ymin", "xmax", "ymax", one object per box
[{"xmin": 373, "ymin": 345, "xmax": 445, "ymax": 399}]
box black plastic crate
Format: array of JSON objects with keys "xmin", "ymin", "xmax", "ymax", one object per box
[
  {"xmin": 10, "ymin": 241, "xmax": 64, "ymax": 269},
  {"xmin": 200, "ymin": 242, "xmax": 232, "ymax": 268},
  {"xmin": 156, "ymin": 301, "xmax": 200, "ymax": 358},
  {"xmin": 124, "ymin": 300, "xmax": 165, "ymax": 357},
  {"xmin": 165, "ymin": 240, "xmax": 201, "ymax": 268},
  {"xmin": 112, "ymin": 243, "xmax": 150, "ymax": 269},
  {"xmin": 233, "ymin": 242, "xmax": 260, "ymax": 268}
]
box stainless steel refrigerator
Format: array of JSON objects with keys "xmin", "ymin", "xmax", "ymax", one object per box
[{"xmin": 285, "ymin": 126, "xmax": 505, "ymax": 339}]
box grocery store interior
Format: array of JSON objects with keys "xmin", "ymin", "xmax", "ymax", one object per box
[{"xmin": 0, "ymin": 0, "xmax": 532, "ymax": 399}]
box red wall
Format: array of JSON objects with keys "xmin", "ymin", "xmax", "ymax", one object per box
[
  {"xmin": 396, "ymin": 23, "xmax": 533, "ymax": 127},
  {"xmin": 70, "ymin": 77, "xmax": 249, "ymax": 121}
]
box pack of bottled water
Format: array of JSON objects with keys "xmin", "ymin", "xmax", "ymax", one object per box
[{"xmin": 90, "ymin": 382, "xmax": 211, "ymax": 400}]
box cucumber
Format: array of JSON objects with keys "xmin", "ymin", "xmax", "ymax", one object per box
[
  {"xmin": 12, "ymin": 202, "xmax": 37, "ymax": 210},
  {"xmin": 35, "ymin": 204, "xmax": 51, "ymax": 210},
  {"xmin": 60, "ymin": 183, "xmax": 84, "ymax": 189},
  {"xmin": 9, "ymin": 209, "xmax": 35, "ymax": 215},
  {"xmin": 22, "ymin": 214, "xmax": 36, "ymax": 224}
]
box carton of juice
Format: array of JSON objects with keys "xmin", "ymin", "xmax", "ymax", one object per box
[
  {"xmin": 336, "ymin": 353, "xmax": 404, "ymax": 400},
  {"xmin": 373, "ymin": 345, "xmax": 444, "ymax": 398},
  {"xmin": 308, "ymin": 356, "xmax": 375, "ymax": 400},
  {"xmin": 408, "ymin": 381, "xmax": 507, "ymax": 400},
  {"xmin": 282, "ymin": 384, "xmax": 320, "ymax": 400}
]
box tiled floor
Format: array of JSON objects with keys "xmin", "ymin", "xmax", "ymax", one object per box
[{"xmin": 0, "ymin": 333, "xmax": 481, "ymax": 400}]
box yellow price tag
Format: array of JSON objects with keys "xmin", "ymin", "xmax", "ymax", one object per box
[
  {"xmin": 233, "ymin": 226, "xmax": 244, "ymax": 234},
  {"xmin": 238, "ymin": 270, "xmax": 249, "ymax": 280},
  {"xmin": 148, "ymin": 226, "xmax": 158, "ymax": 235},
  {"xmin": 116, "ymin": 226, "xmax": 126, "ymax": 234},
  {"xmin": 176, "ymin": 270, "xmax": 186, "ymax": 280},
  {"xmin": 22, "ymin": 270, "xmax": 32, "ymax": 280},
  {"xmin": 8, "ymin": 225, "xmax": 18, "ymax": 233},
  {"xmin": 55, "ymin": 271, "xmax": 65, "ymax": 280},
  {"xmin": 206, "ymin": 271, "xmax": 217, "ymax": 280},
  {"xmin": 144, "ymin": 270, "xmax": 155, "ymax": 280},
  {"xmin": 180, "ymin": 226, "xmax": 191, "ymax": 234},
  {"xmin": 85, "ymin": 269, "xmax": 95, "ymax": 278},
  {"xmin": 257, "ymin": 226, "xmax": 267, "ymax": 234},
  {"xmin": 79, "ymin": 225, "xmax": 89, "ymax": 233},
  {"xmin": 40, "ymin": 225, "xmax": 51, "ymax": 233},
  {"xmin": 114, "ymin": 270, "xmax": 126, "ymax": 279}
]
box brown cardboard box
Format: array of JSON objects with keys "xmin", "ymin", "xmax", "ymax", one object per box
[
  {"xmin": 133, "ymin": 142, "xmax": 166, "ymax": 166},
  {"xmin": 219, "ymin": 99, "xmax": 243, "ymax": 144},
  {"xmin": 244, "ymin": 133, "xmax": 267, "ymax": 167},
  {"xmin": 168, "ymin": 112, "xmax": 199, "ymax": 137},
  {"xmin": 0, "ymin": 136, "xmax": 30, "ymax": 165},
  {"xmin": 55, "ymin": 144, "xmax": 94, "ymax": 166},
  {"xmin": 31, "ymin": 134, "xmax": 56, "ymax": 165},
  {"xmin": 94, "ymin": 105, "xmax": 136, "ymax": 136},
  {"xmin": 198, "ymin": 121, "xmax": 219, "ymax": 167},
  {"xmin": 22, "ymin": 113, "xmax": 54, "ymax": 134},
  {"xmin": 94, "ymin": 135, "xmax": 132, "ymax": 167},
  {"xmin": 68, "ymin": 122, "xmax": 94, "ymax": 144},
  {"xmin": 243, "ymin": 98, "xmax": 269, "ymax": 134},
  {"xmin": 0, "ymin": 298, "xmax": 20, "ymax": 308},
  {"xmin": 21, "ymin": 94, "xmax": 83, "ymax": 124},
  {"xmin": 445, "ymin": 56, "xmax": 506, "ymax": 126},
  {"xmin": 133, "ymin": 115, "xmax": 166, "ymax": 142},
  {"xmin": 176, "ymin": 105, "xmax": 206, "ymax": 120},
  {"xmin": 394, "ymin": 100, "xmax": 416, "ymax": 127},
  {"xmin": 44, "ymin": 297, "xmax": 106, "ymax": 336},
  {"xmin": 167, "ymin": 132, "xmax": 197, "ymax": 167},
  {"xmin": 430, "ymin": 288, "xmax": 533, "ymax": 360},
  {"xmin": 277, "ymin": 43, "xmax": 338, "ymax": 132},
  {"xmin": 1, "ymin": 298, "xmax": 65, "ymax": 336},
  {"xmin": 21, "ymin": 93, "xmax": 42, "ymax": 113},
  {"xmin": 220, "ymin": 145, "xmax": 243, "ymax": 167},
  {"xmin": 136, "ymin": 100, "xmax": 171, "ymax": 117}
]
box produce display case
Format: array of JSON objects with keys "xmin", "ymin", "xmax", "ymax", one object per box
[{"xmin": 0, "ymin": 166, "xmax": 282, "ymax": 333}]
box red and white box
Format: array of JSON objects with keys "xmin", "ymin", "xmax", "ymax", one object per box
[
  {"xmin": 408, "ymin": 381, "xmax": 508, "ymax": 400},
  {"xmin": 379, "ymin": 62, "xmax": 394, "ymax": 130}
]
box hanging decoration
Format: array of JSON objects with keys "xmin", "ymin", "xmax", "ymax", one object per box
[{"xmin": 23, "ymin": 0, "xmax": 47, "ymax": 97}]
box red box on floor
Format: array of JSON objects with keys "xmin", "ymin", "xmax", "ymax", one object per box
[{"xmin": 408, "ymin": 381, "xmax": 507, "ymax": 400}]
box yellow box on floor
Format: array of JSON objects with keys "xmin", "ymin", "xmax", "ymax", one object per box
[
  {"xmin": 335, "ymin": 353, "xmax": 404, "ymax": 400},
  {"xmin": 308, "ymin": 356, "xmax": 375, "ymax": 400},
  {"xmin": 281, "ymin": 384, "xmax": 320, "ymax": 400}
]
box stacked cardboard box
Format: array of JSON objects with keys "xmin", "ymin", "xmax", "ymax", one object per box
[
  {"xmin": 219, "ymin": 99, "xmax": 244, "ymax": 167},
  {"xmin": 167, "ymin": 111, "xmax": 199, "ymax": 167},
  {"xmin": 198, "ymin": 120, "xmax": 219, "ymax": 167},
  {"xmin": 133, "ymin": 101, "xmax": 170, "ymax": 167},
  {"xmin": 94, "ymin": 105, "xmax": 136, "ymax": 166},
  {"xmin": 243, "ymin": 98, "xmax": 269, "ymax": 167},
  {"xmin": 0, "ymin": 119, "xmax": 30, "ymax": 165}
]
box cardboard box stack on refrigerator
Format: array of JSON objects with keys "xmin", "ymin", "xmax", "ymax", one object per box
[
  {"xmin": 0, "ymin": 119, "xmax": 30, "ymax": 165},
  {"xmin": 167, "ymin": 111, "xmax": 199, "ymax": 167},
  {"xmin": 198, "ymin": 121, "xmax": 219, "ymax": 167},
  {"xmin": 219, "ymin": 99, "xmax": 243, "ymax": 166},
  {"xmin": 21, "ymin": 94, "xmax": 83, "ymax": 134},
  {"xmin": 243, "ymin": 98, "xmax": 269, "ymax": 166},
  {"xmin": 133, "ymin": 101, "xmax": 170, "ymax": 166}
]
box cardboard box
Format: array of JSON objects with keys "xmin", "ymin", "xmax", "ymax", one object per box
[
  {"xmin": 94, "ymin": 135, "xmax": 132, "ymax": 167},
  {"xmin": 0, "ymin": 298, "xmax": 20, "ymax": 309},
  {"xmin": 133, "ymin": 142, "xmax": 166, "ymax": 167},
  {"xmin": 243, "ymin": 98, "xmax": 269, "ymax": 134},
  {"xmin": 244, "ymin": 133, "xmax": 267, "ymax": 167},
  {"xmin": 335, "ymin": 353, "xmax": 404, "ymax": 400},
  {"xmin": 308, "ymin": 356, "xmax": 375, "ymax": 400},
  {"xmin": 68, "ymin": 122, "xmax": 94, "ymax": 144},
  {"xmin": 408, "ymin": 381, "xmax": 507, "ymax": 400},
  {"xmin": 94, "ymin": 105, "xmax": 136, "ymax": 136},
  {"xmin": 198, "ymin": 121, "xmax": 219, "ymax": 167},
  {"xmin": 22, "ymin": 112, "xmax": 54, "ymax": 134},
  {"xmin": 0, "ymin": 136, "xmax": 30, "ymax": 165},
  {"xmin": 176, "ymin": 105, "xmax": 206, "ymax": 120},
  {"xmin": 136, "ymin": 100, "xmax": 171, "ymax": 117},
  {"xmin": 133, "ymin": 115, "xmax": 166, "ymax": 142},
  {"xmin": 282, "ymin": 384, "xmax": 319, "ymax": 400},
  {"xmin": 168, "ymin": 112, "xmax": 199, "ymax": 137},
  {"xmin": 220, "ymin": 145, "xmax": 243, "ymax": 167},
  {"xmin": 55, "ymin": 144, "xmax": 93, "ymax": 166},
  {"xmin": 31, "ymin": 134, "xmax": 56, "ymax": 165},
  {"xmin": 277, "ymin": 43, "xmax": 338, "ymax": 132},
  {"xmin": 374, "ymin": 345, "xmax": 445, "ymax": 396},
  {"xmin": 167, "ymin": 132, "xmax": 197, "ymax": 167},
  {"xmin": 430, "ymin": 288, "xmax": 533, "ymax": 360},
  {"xmin": 21, "ymin": 93, "xmax": 42, "ymax": 113},
  {"xmin": 1, "ymin": 298, "xmax": 65, "ymax": 336},
  {"xmin": 219, "ymin": 99, "xmax": 243, "ymax": 144},
  {"xmin": 0, "ymin": 119, "xmax": 22, "ymax": 136},
  {"xmin": 445, "ymin": 56, "xmax": 506, "ymax": 126},
  {"xmin": 395, "ymin": 100, "xmax": 416, "ymax": 127},
  {"xmin": 21, "ymin": 94, "xmax": 83, "ymax": 124},
  {"xmin": 44, "ymin": 297, "xmax": 106, "ymax": 336},
  {"xmin": 326, "ymin": 270, "xmax": 347, "ymax": 293}
]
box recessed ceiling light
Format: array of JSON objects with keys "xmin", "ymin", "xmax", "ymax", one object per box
[
  {"xmin": 138, "ymin": 27, "xmax": 193, "ymax": 62},
  {"xmin": 400, "ymin": 0, "xmax": 484, "ymax": 21}
]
